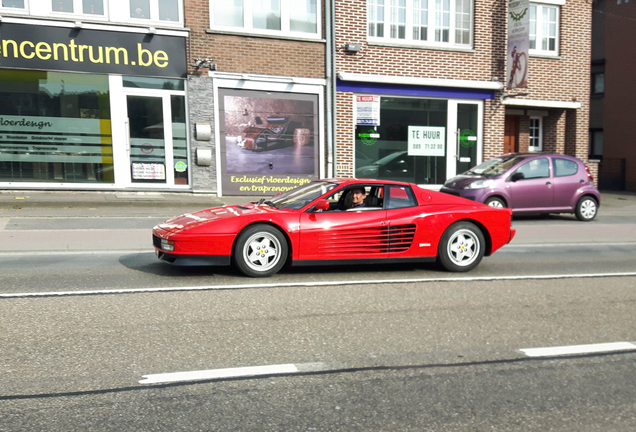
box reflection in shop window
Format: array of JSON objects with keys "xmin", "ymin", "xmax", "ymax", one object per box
[
  {"xmin": 2, "ymin": 0, "xmax": 25, "ymax": 8},
  {"xmin": 0, "ymin": 69, "xmax": 113, "ymax": 183},
  {"xmin": 83, "ymin": 0, "xmax": 104, "ymax": 14},
  {"xmin": 355, "ymin": 97, "xmax": 448, "ymax": 185},
  {"xmin": 130, "ymin": 0, "xmax": 149, "ymax": 18}
]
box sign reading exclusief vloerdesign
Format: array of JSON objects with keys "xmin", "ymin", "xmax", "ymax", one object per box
[{"xmin": 0, "ymin": 23, "xmax": 186, "ymax": 78}]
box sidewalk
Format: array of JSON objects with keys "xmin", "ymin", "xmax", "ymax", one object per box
[{"xmin": 1, "ymin": 188, "xmax": 635, "ymax": 217}]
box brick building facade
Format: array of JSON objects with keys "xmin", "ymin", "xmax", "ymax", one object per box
[
  {"xmin": 184, "ymin": 0, "xmax": 328, "ymax": 195},
  {"xmin": 334, "ymin": 0, "xmax": 596, "ymax": 187},
  {"xmin": 591, "ymin": 0, "xmax": 636, "ymax": 191}
]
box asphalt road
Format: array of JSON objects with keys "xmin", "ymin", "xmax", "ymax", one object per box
[{"xmin": 1, "ymin": 210, "xmax": 636, "ymax": 431}]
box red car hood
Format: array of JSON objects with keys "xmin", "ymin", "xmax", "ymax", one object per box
[{"xmin": 155, "ymin": 203, "xmax": 274, "ymax": 233}]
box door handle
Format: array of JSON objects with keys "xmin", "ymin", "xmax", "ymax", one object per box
[
  {"xmin": 125, "ymin": 119, "xmax": 130, "ymax": 154},
  {"xmin": 455, "ymin": 128, "xmax": 460, "ymax": 160}
]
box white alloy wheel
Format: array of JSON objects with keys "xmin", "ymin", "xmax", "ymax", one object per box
[
  {"xmin": 576, "ymin": 197, "xmax": 598, "ymax": 222},
  {"xmin": 438, "ymin": 222, "xmax": 485, "ymax": 272},
  {"xmin": 485, "ymin": 197, "xmax": 505, "ymax": 208},
  {"xmin": 234, "ymin": 224, "xmax": 288, "ymax": 277}
]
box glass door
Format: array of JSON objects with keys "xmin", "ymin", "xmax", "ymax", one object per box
[
  {"xmin": 446, "ymin": 100, "xmax": 483, "ymax": 179},
  {"xmin": 109, "ymin": 75, "xmax": 188, "ymax": 189},
  {"xmin": 126, "ymin": 95, "xmax": 168, "ymax": 184}
]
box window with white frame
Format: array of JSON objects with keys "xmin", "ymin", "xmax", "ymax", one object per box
[
  {"xmin": 0, "ymin": 0, "xmax": 28, "ymax": 13},
  {"xmin": 529, "ymin": 117, "xmax": 543, "ymax": 151},
  {"xmin": 3, "ymin": 0, "xmax": 183, "ymax": 26},
  {"xmin": 210, "ymin": 0, "xmax": 320, "ymax": 37},
  {"xmin": 367, "ymin": 0, "xmax": 473, "ymax": 48},
  {"xmin": 530, "ymin": 2, "xmax": 559, "ymax": 56}
]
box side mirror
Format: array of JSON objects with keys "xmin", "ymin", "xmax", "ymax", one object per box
[
  {"xmin": 313, "ymin": 200, "xmax": 330, "ymax": 211},
  {"xmin": 510, "ymin": 172, "xmax": 525, "ymax": 182}
]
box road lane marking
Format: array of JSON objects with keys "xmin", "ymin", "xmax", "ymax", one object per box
[
  {"xmin": 3, "ymin": 272, "xmax": 636, "ymax": 298},
  {"xmin": 520, "ymin": 342, "xmax": 636, "ymax": 357},
  {"xmin": 139, "ymin": 363, "xmax": 326, "ymax": 385}
]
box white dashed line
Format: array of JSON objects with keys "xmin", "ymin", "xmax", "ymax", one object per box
[
  {"xmin": 520, "ymin": 342, "xmax": 636, "ymax": 357},
  {"xmin": 139, "ymin": 363, "xmax": 325, "ymax": 384},
  {"xmin": 2, "ymin": 272, "xmax": 636, "ymax": 298}
]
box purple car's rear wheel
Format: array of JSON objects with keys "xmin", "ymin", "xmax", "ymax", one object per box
[
  {"xmin": 438, "ymin": 222, "xmax": 485, "ymax": 272},
  {"xmin": 575, "ymin": 196, "xmax": 598, "ymax": 222},
  {"xmin": 234, "ymin": 224, "xmax": 288, "ymax": 277}
]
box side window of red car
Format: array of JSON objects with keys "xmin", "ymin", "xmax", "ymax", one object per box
[
  {"xmin": 553, "ymin": 158, "xmax": 579, "ymax": 177},
  {"xmin": 386, "ymin": 186, "xmax": 416, "ymax": 209}
]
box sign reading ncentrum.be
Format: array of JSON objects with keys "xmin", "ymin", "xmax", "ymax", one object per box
[{"xmin": 0, "ymin": 23, "xmax": 186, "ymax": 78}]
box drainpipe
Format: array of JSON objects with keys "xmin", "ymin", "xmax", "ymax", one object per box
[{"xmin": 325, "ymin": 0, "xmax": 336, "ymax": 177}]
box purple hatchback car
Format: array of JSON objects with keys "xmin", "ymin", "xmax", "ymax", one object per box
[{"xmin": 440, "ymin": 153, "xmax": 600, "ymax": 221}]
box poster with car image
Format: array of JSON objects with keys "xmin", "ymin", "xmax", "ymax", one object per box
[{"xmin": 218, "ymin": 89, "xmax": 320, "ymax": 195}]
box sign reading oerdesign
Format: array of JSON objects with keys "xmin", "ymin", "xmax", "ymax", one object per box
[{"xmin": 0, "ymin": 23, "xmax": 186, "ymax": 78}]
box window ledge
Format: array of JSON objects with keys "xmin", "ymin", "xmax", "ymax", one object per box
[
  {"xmin": 0, "ymin": 14, "xmax": 189, "ymax": 35},
  {"xmin": 206, "ymin": 28, "xmax": 325, "ymax": 44},
  {"xmin": 367, "ymin": 40, "xmax": 475, "ymax": 53},
  {"xmin": 530, "ymin": 53, "xmax": 562, "ymax": 60}
]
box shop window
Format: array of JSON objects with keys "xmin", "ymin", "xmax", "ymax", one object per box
[
  {"xmin": 530, "ymin": 2, "xmax": 559, "ymax": 56},
  {"xmin": 367, "ymin": 0, "xmax": 473, "ymax": 48},
  {"xmin": 1, "ymin": 0, "xmax": 27, "ymax": 11},
  {"xmin": 355, "ymin": 97, "xmax": 448, "ymax": 185},
  {"xmin": 34, "ymin": 0, "xmax": 183, "ymax": 25},
  {"xmin": 0, "ymin": 69, "xmax": 113, "ymax": 184},
  {"xmin": 529, "ymin": 117, "xmax": 542, "ymax": 152},
  {"xmin": 589, "ymin": 129, "xmax": 603, "ymax": 159},
  {"xmin": 211, "ymin": 0, "xmax": 319, "ymax": 37},
  {"xmin": 592, "ymin": 72, "xmax": 604, "ymax": 95}
]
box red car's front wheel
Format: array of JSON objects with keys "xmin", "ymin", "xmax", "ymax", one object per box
[
  {"xmin": 234, "ymin": 224, "xmax": 288, "ymax": 277},
  {"xmin": 438, "ymin": 222, "xmax": 485, "ymax": 272}
]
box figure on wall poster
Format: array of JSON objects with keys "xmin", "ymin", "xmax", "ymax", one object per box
[{"xmin": 218, "ymin": 88, "xmax": 320, "ymax": 195}]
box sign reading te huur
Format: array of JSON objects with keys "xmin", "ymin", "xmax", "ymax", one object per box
[
  {"xmin": 0, "ymin": 23, "xmax": 186, "ymax": 78},
  {"xmin": 407, "ymin": 126, "xmax": 446, "ymax": 157},
  {"xmin": 355, "ymin": 95, "xmax": 380, "ymax": 126}
]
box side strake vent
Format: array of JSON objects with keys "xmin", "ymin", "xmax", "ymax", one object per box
[{"xmin": 318, "ymin": 224, "xmax": 416, "ymax": 254}]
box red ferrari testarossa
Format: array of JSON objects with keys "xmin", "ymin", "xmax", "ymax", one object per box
[{"xmin": 153, "ymin": 179, "xmax": 515, "ymax": 277}]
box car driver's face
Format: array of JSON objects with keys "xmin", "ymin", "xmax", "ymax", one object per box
[{"xmin": 352, "ymin": 189, "xmax": 365, "ymax": 205}]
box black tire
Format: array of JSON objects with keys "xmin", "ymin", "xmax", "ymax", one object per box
[
  {"xmin": 485, "ymin": 197, "xmax": 506, "ymax": 208},
  {"xmin": 437, "ymin": 222, "xmax": 486, "ymax": 272},
  {"xmin": 233, "ymin": 224, "xmax": 288, "ymax": 277},
  {"xmin": 575, "ymin": 196, "xmax": 598, "ymax": 222}
]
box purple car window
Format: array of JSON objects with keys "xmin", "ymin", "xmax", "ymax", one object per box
[
  {"xmin": 515, "ymin": 158, "xmax": 550, "ymax": 179},
  {"xmin": 553, "ymin": 158, "xmax": 578, "ymax": 177}
]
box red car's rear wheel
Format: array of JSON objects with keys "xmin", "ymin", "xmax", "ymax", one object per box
[{"xmin": 234, "ymin": 224, "xmax": 288, "ymax": 277}]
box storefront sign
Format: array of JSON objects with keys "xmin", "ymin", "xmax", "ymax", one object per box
[
  {"xmin": 0, "ymin": 23, "xmax": 186, "ymax": 78},
  {"xmin": 407, "ymin": 126, "xmax": 445, "ymax": 157},
  {"xmin": 459, "ymin": 129, "xmax": 477, "ymax": 148},
  {"xmin": 0, "ymin": 115, "xmax": 112, "ymax": 163},
  {"xmin": 355, "ymin": 95, "xmax": 380, "ymax": 126},
  {"xmin": 507, "ymin": 0, "xmax": 530, "ymax": 89},
  {"xmin": 132, "ymin": 163, "xmax": 165, "ymax": 180},
  {"xmin": 218, "ymin": 88, "xmax": 320, "ymax": 196}
]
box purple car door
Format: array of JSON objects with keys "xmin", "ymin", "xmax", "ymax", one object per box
[{"xmin": 507, "ymin": 157, "xmax": 554, "ymax": 210}]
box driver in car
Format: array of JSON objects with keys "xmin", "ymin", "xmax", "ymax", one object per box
[{"xmin": 350, "ymin": 187, "xmax": 367, "ymax": 209}]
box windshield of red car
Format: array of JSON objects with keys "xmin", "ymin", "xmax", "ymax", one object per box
[
  {"xmin": 269, "ymin": 181, "xmax": 339, "ymax": 210},
  {"xmin": 468, "ymin": 156, "xmax": 526, "ymax": 176}
]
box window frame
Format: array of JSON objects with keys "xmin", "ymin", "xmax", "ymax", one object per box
[
  {"xmin": 589, "ymin": 129, "xmax": 603, "ymax": 160},
  {"xmin": 367, "ymin": 0, "xmax": 474, "ymax": 50},
  {"xmin": 0, "ymin": 0, "xmax": 30, "ymax": 14},
  {"xmin": 529, "ymin": 2, "xmax": 560, "ymax": 57},
  {"xmin": 591, "ymin": 72, "xmax": 605, "ymax": 96},
  {"xmin": 529, "ymin": 116, "xmax": 543, "ymax": 152},
  {"xmin": 5, "ymin": 0, "xmax": 184, "ymax": 27},
  {"xmin": 209, "ymin": 0, "xmax": 322, "ymax": 39},
  {"xmin": 46, "ymin": 0, "xmax": 109, "ymax": 21}
]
